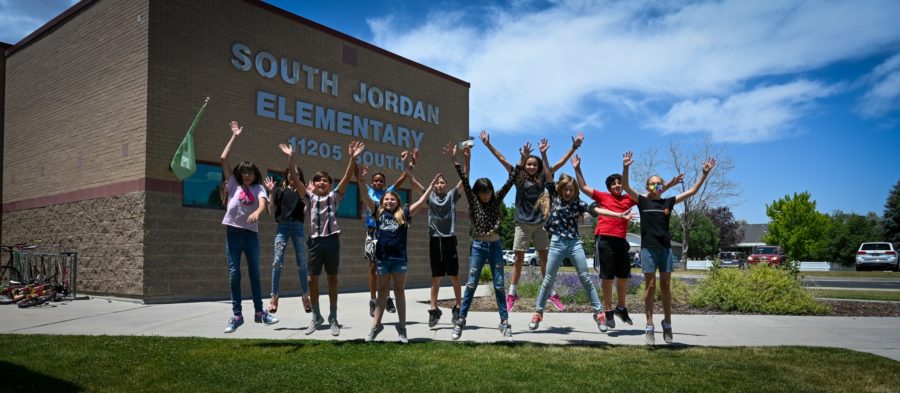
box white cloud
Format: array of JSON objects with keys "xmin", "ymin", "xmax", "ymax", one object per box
[
  {"xmin": 368, "ymin": 0, "xmax": 900, "ymax": 141},
  {"xmin": 648, "ymin": 80, "xmax": 838, "ymax": 143},
  {"xmin": 857, "ymin": 54, "xmax": 900, "ymax": 119},
  {"xmin": 0, "ymin": 0, "xmax": 76, "ymax": 44}
]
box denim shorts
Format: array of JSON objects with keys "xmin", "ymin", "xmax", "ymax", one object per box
[
  {"xmin": 641, "ymin": 247, "xmax": 674, "ymax": 273},
  {"xmin": 376, "ymin": 257, "xmax": 408, "ymax": 275}
]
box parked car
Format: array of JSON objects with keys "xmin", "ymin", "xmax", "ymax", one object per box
[
  {"xmin": 629, "ymin": 250, "xmax": 641, "ymax": 268},
  {"xmin": 503, "ymin": 251, "xmax": 516, "ymax": 266},
  {"xmin": 717, "ymin": 251, "xmax": 746, "ymax": 269},
  {"xmin": 523, "ymin": 248, "xmax": 539, "ymax": 266},
  {"xmin": 747, "ymin": 246, "xmax": 786, "ymax": 266},
  {"xmin": 855, "ymin": 242, "xmax": 899, "ymax": 271}
]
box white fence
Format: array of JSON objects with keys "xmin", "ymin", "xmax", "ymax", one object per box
[{"xmin": 684, "ymin": 260, "xmax": 837, "ymax": 272}]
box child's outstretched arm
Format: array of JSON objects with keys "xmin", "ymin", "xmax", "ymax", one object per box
[
  {"xmin": 665, "ymin": 174, "xmax": 684, "ymax": 194},
  {"xmin": 549, "ymin": 131, "xmax": 584, "ymax": 173},
  {"xmin": 675, "ymin": 158, "xmax": 716, "ymax": 203},
  {"xmin": 358, "ymin": 162, "xmax": 377, "ymax": 212},
  {"xmin": 410, "ymin": 173, "xmax": 441, "ymax": 216},
  {"xmin": 336, "ymin": 141, "xmax": 363, "ymax": 197},
  {"xmin": 401, "ymin": 150, "xmax": 426, "ymax": 192},
  {"xmin": 479, "ymin": 130, "xmax": 513, "ymax": 172},
  {"xmin": 220, "ymin": 121, "xmax": 243, "ymax": 178},
  {"xmin": 517, "ymin": 141, "xmax": 534, "ymax": 167},
  {"xmin": 621, "ymin": 151, "xmax": 640, "ymax": 200},
  {"xmin": 591, "ymin": 205, "xmax": 634, "ymax": 220},
  {"xmin": 539, "ymin": 138, "xmax": 553, "ymax": 183},
  {"xmin": 264, "ymin": 176, "xmax": 276, "ymax": 215},
  {"xmin": 278, "ymin": 143, "xmax": 307, "ymax": 191},
  {"xmin": 571, "ymin": 154, "xmax": 595, "ymax": 196}
]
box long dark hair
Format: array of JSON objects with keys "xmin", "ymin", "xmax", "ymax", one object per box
[
  {"xmin": 281, "ymin": 165, "xmax": 306, "ymax": 189},
  {"xmin": 232, "ymin": 161, "xmax": 262, "ymax": 186},
  {"xmin": 516, "ymin": 155, "xmax": 545, "ymax": 186}
]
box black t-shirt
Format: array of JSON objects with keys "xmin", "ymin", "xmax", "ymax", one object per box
[
  {"xmin": 274, "ymin": 187, "xmax": 305, "ymax": 223},
  {"xmin": 637, "ymin": 195, "xmax": 676, "ymax": 248}
]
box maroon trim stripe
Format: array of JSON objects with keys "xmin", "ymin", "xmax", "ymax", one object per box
[{"xmin": 2, "ymin": 178, "xmax": 182, "ymax": 213}]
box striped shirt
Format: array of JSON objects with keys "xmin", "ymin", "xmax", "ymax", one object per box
[{"xmin": 306, "ymin": 189, "xmax": 343, "ymax": 238}]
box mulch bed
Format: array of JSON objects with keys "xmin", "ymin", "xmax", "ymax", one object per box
[{"xmin": 438, "ymin": 294, "xmax": 900, "ymax": 317}]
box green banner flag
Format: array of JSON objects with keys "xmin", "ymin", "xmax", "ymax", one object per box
[{"xmin": 170, "ymin": 98, "xmax": 209, "ymax": 181}]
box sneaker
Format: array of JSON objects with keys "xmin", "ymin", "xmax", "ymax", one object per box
[
  {"xmin": 645, "ymin": 325, "xmax": 655, "ymax": 345},
  {"xmin": 548, "ymin": 293, "xmax": 566, "ymax": 311},
  {"xmin": 386, "ymin": 297, "xmax": 397, "ymax": 313},
  {"xmin": 662, "ymin": 322, "xmax": 673, "ymax": 344},
  {"xmin": 451, "ymin": 306, "xmax": 460, "ymax": 322},
  {"xmin": 594, "ymin": 311, "xmax": 608, "ymax": 333},
  {"xmin": 528, "ymin": 313, "xmax": 543, "ymax": 331},
  {"xmin": 254, "ymin": 310, "xmax": 279, "ymax": 325},
  {"xmin": 505, "ymin": 294, "xmax": 519, "ymax": 312},
  {"xmin": 305, "ymin": 314, "xmax": 324, "ymax": 335},
  {"xmin": 614, "ymin": 306, "xmax": 633, "ymax": 325},
  {"xmin": 451, "ymin": 318, "xmax": 466, "ymax": 341},
  {"xmin": 605, "ymin": 310, "xmax": 616, "ymax": 329},
  {"xmin": 499, "ymin": 322, "xmax": 513, "ymax": 342},
  {"xmin": 365, "ymin": 324, "xmax": 384, "ymax": 342},
  {"xmin": 428, "ymin": 308, "xmax": 442, "ymax": 329},
  {"xmin": 369, "ymin": 298, "xmax": 376, "ymax": 317},
  {"xmin": 329, "ymin": 317, "xmax": 341, "ymax": 336},
  {"xmin": 397, "ymin": 326, "xmax": 409, "ymax": 344},
  {"xmin": 224, "ymin": 315, "xmax": 244, "ymax": 333}
]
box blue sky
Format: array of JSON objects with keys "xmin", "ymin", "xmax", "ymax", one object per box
[{"xmin": 3, "ymin": 0, "xmax": 899, "ymax": 224}]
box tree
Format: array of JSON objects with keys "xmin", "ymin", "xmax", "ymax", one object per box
[
  {"xmin": 883, "ymin": 180, "xmax": 900, "ymax": 243},
  {"xmin": 705, "ymin": 206, "xmax": 744, "ymax": 249},
  {"xmin": 500, "ymin": 203, "xmax": 516, "ymax": 250},
  {"xmin": 671, "ymin": 212, "xmax": 719, "ymax": 259},
  {"xmin": 631, "ymin": 136, "xmax": 740, "ymax": 259},
  {"xmin": 627, "ymin": 221, "xmax": 641, "ymax": 234},
  {"xmin": 816, "ymin": 211, "xmax": 883, "ymax": 265},
  {"xmin": 763, "ymin": 192, "xmax": 831, "ymax": 261}
]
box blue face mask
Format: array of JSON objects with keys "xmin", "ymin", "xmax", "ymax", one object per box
[{"xmin": 650, "ymin": 184, "xmax": 664, "ymax": 193}]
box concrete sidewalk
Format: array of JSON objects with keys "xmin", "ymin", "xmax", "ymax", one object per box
[{"xmin": 1, "ymin": 286, "xmax": 898, "ymax": 361}]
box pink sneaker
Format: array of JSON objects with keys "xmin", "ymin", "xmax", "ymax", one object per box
[
  {"xmin": 548, "ymin": 293, "xmax": 566, "ymax": 311},
  {"xmin": 505, "ymin": 294, "xmax": 518, "ymax": 312}
]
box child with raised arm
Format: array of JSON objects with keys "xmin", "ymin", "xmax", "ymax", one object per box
[
  {"xmin": 362, "ymin": 160, "xmax": 410, "ymax": 318},
  {"xmin": 262, "ymin": 144, "xmax": 312, "ymax": 316},
  {"xmin": 221, "ymin": 121, "xmax": 278, "ymax": 333},
  {"xmin": 573, "ymin": 155, "xmax": 680, "ymax": 330},
  {"xmin": 404, "ymin": 144, "xmax": 469, "ymax": 329},
  {"xmin": 360, "ymin": 161, "xmax": 442, "ymax": 344},
  {"xmin": 301, "ymin": 140, "xmax": 365, "ymax": 337},
  {"xmin": 528, "ymin": 140, "xmax": 632, "ymax": 333},
  {"xmin": 621, "ymin": 151, "xmax": 715, "ymax": 345},
  {"xmin": 480, "ymin": 130, "xmax": 583, "ymax": 312},
  {"xmin": 450, "ymin": 143, "xmax": 517, "ymax": 342}
]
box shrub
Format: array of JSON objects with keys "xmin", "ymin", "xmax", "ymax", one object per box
[
  {"xmin": 690, "ymin": 264, "xmax": 830, "ymax": 315},
  {"xmin": 479, "ymin": 266, "xmax": 492, "ymax": 283}
]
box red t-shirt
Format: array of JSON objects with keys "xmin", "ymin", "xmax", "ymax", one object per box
[{"xmin": 591, "ymin": 190, "xmax": 636, "ymax": 238}]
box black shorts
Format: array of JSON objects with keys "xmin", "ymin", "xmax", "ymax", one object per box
[
  {"xmin": 429, "ymin": 236, "xmax": 459, "ymax": 277},
  {"xmin": 595, "ymin": 235, "xmax": 631, "ymax": 279},
  {"xmin": 309, "ymin": 234, "xmax": 340, "ymax": 276}
]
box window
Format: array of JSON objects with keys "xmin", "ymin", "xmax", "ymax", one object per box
[
  {"xmin": 183, "ymin": 163, "xmax": 225, "ymax": 209},
  {"xmin": 396, "ymin": 188, "xmax": 410, "ymax": 205},
  {"xmin": 337, "ymin": 181, "xmax": 359, "ymax": 218}
]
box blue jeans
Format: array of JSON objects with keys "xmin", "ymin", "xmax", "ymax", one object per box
[
  {"xmin": 271, "ymin": 221, "xmax": 309, "ymax": 296},
  {"xmin": 536, "ymin": 235, "xmax": 601, "ymax": 313},
  {"xmin": 226, "ymin": 225, "xmax": 262, "ymax": 315},
  {"xmin": 460, "ymin": 239, "xmax": 508, "ymax": 321}
]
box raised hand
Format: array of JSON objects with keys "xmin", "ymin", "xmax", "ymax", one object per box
[
  {"xmin": 519, "ymin": 142, "xmax": 533, "ymax": 159},
  {"xmin": 623, "ymin": 151, "xmax": 634, "ymax": 167},
  {"xmin": 349, "ymin": 140, "xmax": 366, "ymax": 159},
  {"xmin": 401, "ymin": 150, "xmax": 409, "ymax": 162},
  {"xmin": 358, "ymin": 163, "xmax": 368, "ymax": 180},
  {"xmin": 571, "ymin": 154, "xmax": 581, "ymax": 169},
  {"xmin": 702, "ymin": 158, "xmax": 717, "ymax": 174},
  {"xmin": 462, "ymin": 144, "xmax": 471, "ymax": 159},
  {"xmin": 479, "ymin": 130, "xmax": 490, "ymax": 146},
  {"xmin": 670, "ymin": 173, "xmax": 685, "ymax": 185},
  {"xmin": 230, "ymin": 121, "xmax": 243, "ymax": 136},
  {"xmin": 431, "ymin": 172, "xmax": 443, "ymax": 186},
  {"xmin": 263, "ymin": 176, "xmax": 275, "ymax": 192},
  {"xmin": 572, "ymin": 131, "xmax": 584, "ymax": 148},
  {"xmin": 412, "ymin": 148, "xmax": 420, "ymax": 165},
  {"xmin": 539, "ymin": 138, "xmax": 550, "ymax": 155},
  {"xmin": 442, "ymin": 142, "xmax": 457, "ymax": 157},
  {"xmin": 278, "ymin": 143, "xmax": 293, "ymax": 157}
]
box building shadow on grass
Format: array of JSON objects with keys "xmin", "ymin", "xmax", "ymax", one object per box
[{"xmin": 0, "ymin": 361, "xmax": 83, "ymax": 392}]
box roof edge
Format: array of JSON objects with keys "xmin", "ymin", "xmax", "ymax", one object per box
[{"xmin": 5, "ymin": 0, "xmax": 96, "ymax": 57}]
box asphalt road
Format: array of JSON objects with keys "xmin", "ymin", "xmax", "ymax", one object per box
[{"xmin": 803, "ymin": 277, "xmax": 900, "ymax": 290}]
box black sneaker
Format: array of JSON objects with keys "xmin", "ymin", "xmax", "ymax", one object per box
[
  {"xmin": 614, "ymin": 306, "xmax": 633, "ymax": 325},
  {"xmin": 605, "ymin": 310, "xmax": 616, "ymax": 329},
  {"xmin": 386, "ymin": 297, "xmax": 397, "ymax": 313},
  {"xmin": 369, "ymin": 298, "xmax": 376, "ymax": 318},
  {"xmin": 451, "ymin": 306, "xmax": 460, "ymax": 322},
  {"xmin": 428, "ymin": 308, "xmax": 442, "ymax": 328}
]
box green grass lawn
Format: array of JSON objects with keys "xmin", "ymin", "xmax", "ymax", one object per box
[
  {"xmin": 812, "ymin": 289, "xmax": 900, "ymax": 302},
  {"xmin": 1, "ymin": 335, "xmax": 897, "ymax": 392}
]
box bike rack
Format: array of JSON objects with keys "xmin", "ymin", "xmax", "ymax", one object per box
[{"xmin": 19, "ymin": 250, "xmax": 78, "ymax": 300}]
